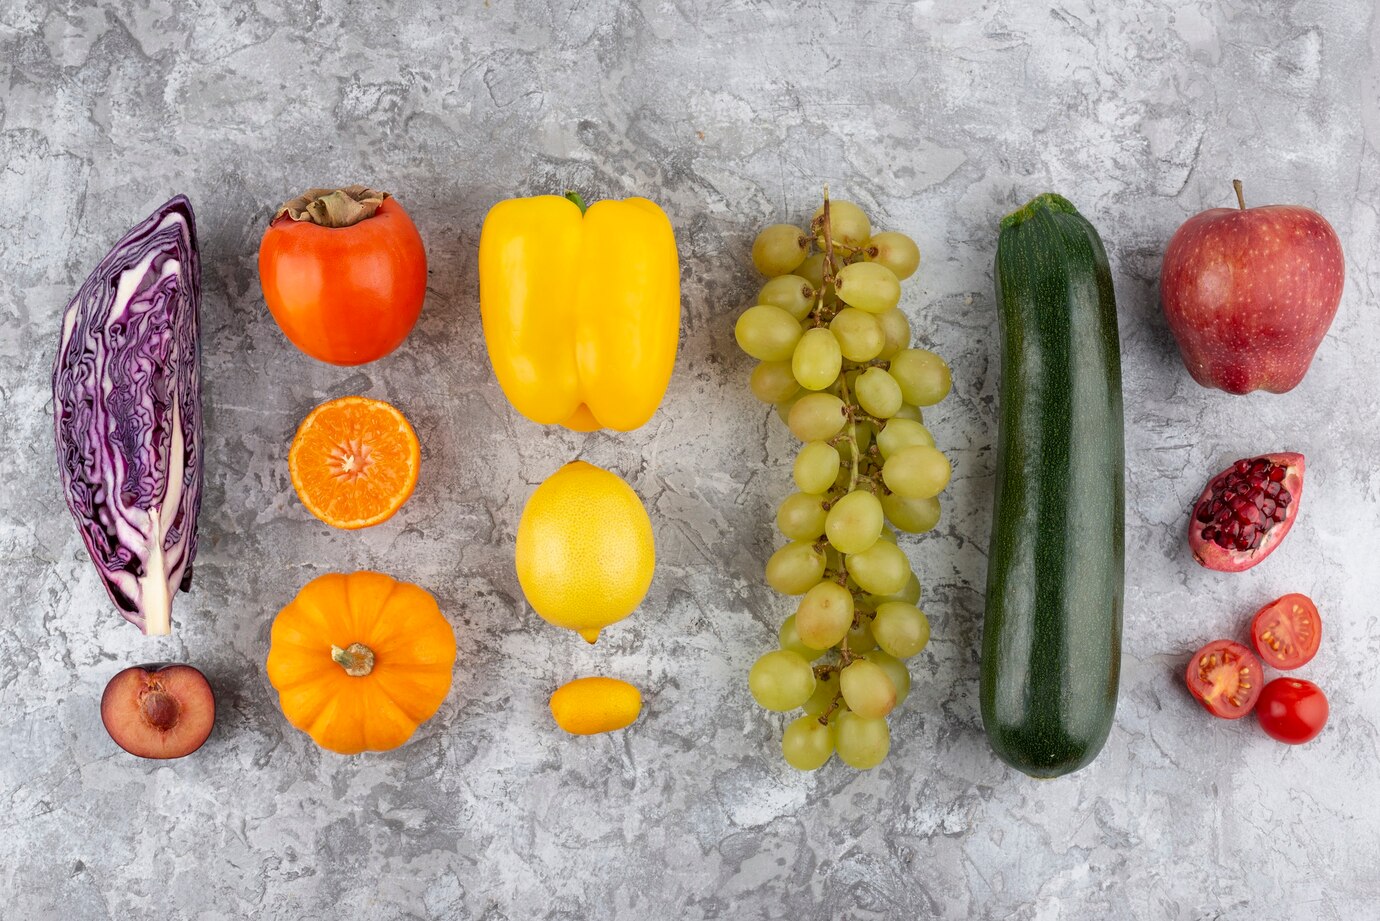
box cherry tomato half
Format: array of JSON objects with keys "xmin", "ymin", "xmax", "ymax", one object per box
[
  {"xmin": 259, "ymin": 196, "xmax": 427, "ymax": 365},
  {"xmin": 1256, "ymin": 677, "xmax": 1328, "ymax": 744},
  {"xmin": 1250, "ymin": 593, "xmax": 1321, "ymax": 670},
  {"xmin": 1185, "ymin": 639, "xmax": 1263, "ymax": 719}
]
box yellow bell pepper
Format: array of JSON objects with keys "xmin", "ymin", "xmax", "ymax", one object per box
[{"xmin": 478, "ymin": 194, "xmax": 680, "ymax": 432}]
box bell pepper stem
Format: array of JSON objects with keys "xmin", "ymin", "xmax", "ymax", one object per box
[{"xmin": 564, "ymin": 190, "xmax": 589, "ymax": 214}]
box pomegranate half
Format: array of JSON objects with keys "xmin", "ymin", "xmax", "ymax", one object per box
[{"xmin": 1188, "ymin": 452, "xmax": 1304, "ymax": 572}]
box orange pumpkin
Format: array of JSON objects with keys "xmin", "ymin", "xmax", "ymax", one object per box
[{"xmin": 267, "ymin": 571, "xmax": 456, "ymax": 754}]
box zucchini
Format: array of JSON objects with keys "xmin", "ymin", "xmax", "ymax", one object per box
[{"xmin": 981, "ymin": 194, "xmax": 1124, "ymax": 778}]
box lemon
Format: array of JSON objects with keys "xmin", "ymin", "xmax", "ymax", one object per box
[
  {"xmin": 515, "ymin": 461, "xmax": 655, "ymax": 642},
  {"xmin": 549, "ymin": 677, "xmax": 642, "ymax": 735}
]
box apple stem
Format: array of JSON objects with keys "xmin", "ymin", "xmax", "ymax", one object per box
[{"xmin": 1233, "ymin": 179, "xmax": 1246, "ymax": 211}]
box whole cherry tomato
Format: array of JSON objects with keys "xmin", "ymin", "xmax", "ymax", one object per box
[
  {"xmin": 259, "ymin": 188, "xmax": 427, "ymax": 365},
  {"xmin": 1256, "ymin": 677, "xmax": 1328, "ymax": 744}
]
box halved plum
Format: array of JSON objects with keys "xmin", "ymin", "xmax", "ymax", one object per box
[{"xmin": 100, "ymin": 664, "xmax": 215, "ymax": 759}]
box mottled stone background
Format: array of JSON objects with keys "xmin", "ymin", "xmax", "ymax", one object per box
[{"xmin": 2, "ymin": 1, "xmax": 1378, "ymax": 918}]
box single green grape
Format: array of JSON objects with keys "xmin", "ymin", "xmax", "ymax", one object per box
[
  {"xmin": 855, "ymin": 367, "xmax": 903, "ymax": 419},
  {"xmin": 752, "ymin": 223, "xmax": 809, "ymax": 277},
  {"xmin": 872, "ymin": 602, "xmax": 930, "ymax": 658},
  {"xmin": 875, "ymin": 308, "xmax": 912, "ymax": 359},
  {"xmin": 824, "ymin": 490, "xmax": 884, "ymax": 555},
  {"xmin": 840, "ymin": 659, "xmax": 897, "ymax": 719},
  {"xmin": 792, "ymin": 327, "xmax": 843, "ymax": 391},
  {"xmin": 845, "ymin": 616, "xmax": 878, "ymax": 653},
  {"xmin": 750, "ymin": 360, "xmax": 800, "ymax": 404},
  {"xmin": 845, "ymin": 541, "xmax": 911, "ymax": 595},
  {"xmin": 892, "ymin": 403, "xmax": 923, "ymax": 423},
  {"xmin": 765, "ymin": 541, "xmax": 826, "ymax": 595},
  {"xmin": 787, "ymin": 392, "xmax": 846, "ymax": 441},
  {"xmin": 824, "ymin": 544, "xmax": 842, "ymax": 574},
  {"xmin": 833, "ymin": 366, "xmax": 860, "ymax": 400},
  {"xmin": 882, "ymin": 494, "xmax": 941, "ymax": 534},
  {"xmin": 778, "ymin": 614, "xmax": 820, "ymax": 660},
  {"xmin": 835, "ymin": 710, "xmax": 890, "ymax": 769},
  {"xmin": 882, "ymin": 445, "xmax": 952, "ymax": 499},
  {"xmin": 831, "ymin": 460, "xmax": 853, "ymax": 493},
  {"xmin": 782, "ymin": 714, "xmax": 836, "ymax": 770},
  {"xmin": 876, "ymin": 418, "xmax": 934, "ymax": 458},
  {"xmin": 795, "ymin": 580, "xmax": 854, "ymax": 649},
  {"xmin": 888, "ymin": 349, "xmax": 952, "ymax": 406},
  {"xmin": 829, "ymin": 307, "xmax": 885, "ymax": 362},
  {"xmin": 865, "ymin": 649, "xmax": 911, "ymax": 705},
  {"xmin": 863, "ymin": 231, "xmax": 921, "ymax": 280},
  {"xmin": 775, "ymin": 392, "xmax": 802, "ymax": 427},
  {"xmin": 811, "ymin": 200, "xmax": 871, "ymax": 252},
  {"xmin": 735, "ymin": 304, "xmax": 802, "ymax": 362},
  {"xmin": 776, "ymin": 492, "xmax": 828, "ymax": 541},
  {"xmin": 854, "ymin": 420, "xmax": 874, "ymax": 453},
  {"xmin": 803, "ymin": 670, "xmax": 840, "ymax": 717},
  {"xmin": 749, "ymin": 649, "xmax": 816, "ymax": 711},
  {"xmin": 834, "ymin": 262, "xmax": 901, "ymax": 314},
  {"xmin": 868, "ymin": 572, "xmax": 922, "ymax": 606},
  {"xmin": 794, "ymin": 441, "xmax": 842, "ymax": 494},
  {"xmin": 758, "ymin": 274, "xmax": 816, "ymax": 321},
  {"xmin": 797, "ymin": 252, "xmax": 828, "ymax": 290}
]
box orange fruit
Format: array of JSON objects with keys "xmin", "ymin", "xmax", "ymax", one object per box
[
  {"xmin": 549, "ymin": 677, "xmax": 642, "ymax": 735},
  {"xmin": 288, "ymin": 396, "xmax": 420, "ymax": 529}
]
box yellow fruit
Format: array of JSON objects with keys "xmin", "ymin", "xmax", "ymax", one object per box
[
  {"xmin": 515, "ymin": 461, "xmax": 655, "ymax": 642},
  {"xmin": 549, "ymin": 677, "xmax": 642, "ymax": 735}
]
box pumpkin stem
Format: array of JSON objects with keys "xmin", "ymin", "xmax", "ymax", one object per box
[{"xmin": 331, "ymin": 643, "xmax": 376, "ymax": 677}]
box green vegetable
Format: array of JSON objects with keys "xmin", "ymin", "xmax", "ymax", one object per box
[{"xmin": 981, "ymin": 193, "xmax": 1124, "ymax": 778}]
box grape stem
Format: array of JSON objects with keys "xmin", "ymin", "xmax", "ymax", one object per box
[
  {"xmin": 818, "ymin": 691, "xmax": 845, "ymax": 725},
  {"xmin": 820, "ymin": 190, "xmax": 863, "ymax": 500},
  {"xmin": 807, "ymin": 188, "xmax": 878, "ymax": 724}
]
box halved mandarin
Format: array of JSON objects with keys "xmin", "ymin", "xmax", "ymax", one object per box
[{"xmin": 288, "ymin": 396, "xmax": 420, "ymax": 529}]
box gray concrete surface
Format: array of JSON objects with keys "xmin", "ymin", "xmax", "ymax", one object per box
[{"xmin": 3, "ymin": 1, "xmax": 1379, "ymax": 918}]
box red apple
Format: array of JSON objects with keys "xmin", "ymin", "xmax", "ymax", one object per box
[{"xmin": 1160, "ymin": 181, "xmax": 1344, "ymax": 394}]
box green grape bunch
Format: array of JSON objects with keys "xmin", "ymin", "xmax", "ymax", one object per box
[{"xmin": 736, "ymin": 192, "xmax": 952, "ymax": 772}]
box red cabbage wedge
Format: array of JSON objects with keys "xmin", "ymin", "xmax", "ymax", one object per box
[{"xmin": 52, "ymin": 196, "xmax": 203, "ymax": 635}]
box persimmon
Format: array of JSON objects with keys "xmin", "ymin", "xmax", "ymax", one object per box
[{"xmin": 259, "ymin": 186, "xmax": 427, "ymax": 365}]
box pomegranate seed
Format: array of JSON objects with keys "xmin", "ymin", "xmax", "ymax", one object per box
[{"xmin": 1192, "ymin": 456, "xmax": 1295, "ymax": 553}]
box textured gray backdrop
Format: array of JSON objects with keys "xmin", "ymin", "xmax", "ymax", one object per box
[{"xmin": 2, "ymin": 1, "xmax": 1378, "ymax": 918}]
